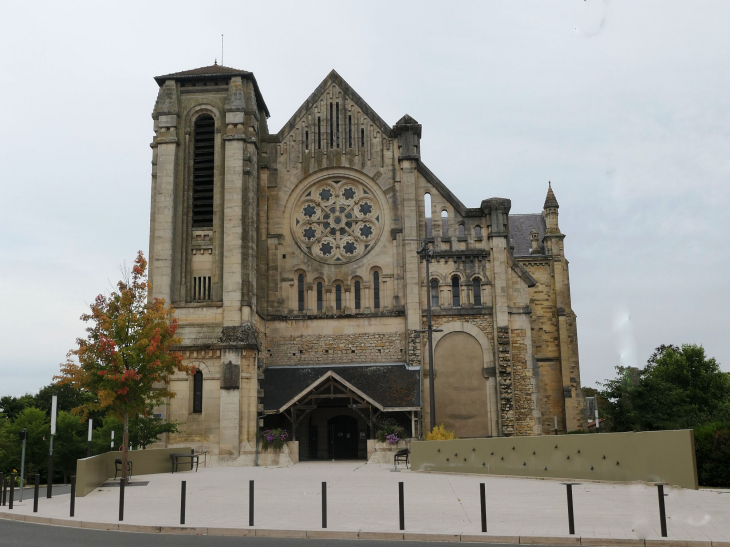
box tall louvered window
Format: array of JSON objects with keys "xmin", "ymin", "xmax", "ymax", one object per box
[
  {"xmin": 193, "ymin": 115, "xmax": 215, "ymax": 227},
  {"xmin": 192, "ymin": 371, "xmax": 203, "ymax": 414},
  {"xmin": 335, "ymin": 284, "xmax": 342, "ymax": 310},
  {"xmin": 298, "ymin": 274, "xmax": 305, "ymax": 311},
  {"xmin": 317, "ymin": 282, "xmax": 323, "ymax": 311},
  {"xmin": 354, "ymin": 281, "xmax": 361, "ymax": 310}
]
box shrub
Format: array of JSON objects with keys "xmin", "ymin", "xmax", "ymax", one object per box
[
  {"xmin": 257, "ymin": 428, "xmax": 289, "ymax": 451},
  {"xmin": 694, "ymin": 422, "xmax": 730, "ymax": 487},
  {"xmin": 425, "ymin": 424, "xmax": 457, "ymax": 441}
]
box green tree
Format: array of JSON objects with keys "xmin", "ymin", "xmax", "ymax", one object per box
[
  {"xmin": 0, "ymin": 394, "xmax": 37, "ymax": 421},
  {"xmin": 600, "ymin": 344, "xmax": 730, "ymax": 432},
  {"xmin": 54, "ymin": 411, "xmax": 86, "ymax": 482},
  {"xmin": 56, "ymin": 252, "xmax": 191, "ymax": 481},
  {"xmin": 2, "ymin": 408, "xmax": 50, "ymax": 483}
]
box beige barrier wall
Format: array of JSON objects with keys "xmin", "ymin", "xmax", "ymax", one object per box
[
  {"xmin": 75, "ymin": 447, "xmax": 192, "ymax": 497},
  {"xmin": 410, "ymin": 430, "xmax": 698, "ymax": 489}
]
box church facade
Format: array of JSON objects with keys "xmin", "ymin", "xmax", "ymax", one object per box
[{"xmin": 148, "ymin": 64, "xmax": 587, "ymax": 465}]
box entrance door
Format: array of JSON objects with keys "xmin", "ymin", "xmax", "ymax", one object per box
[{"xmin": 327, "ymin": 415, "xmax": 359, "ymax": 460}]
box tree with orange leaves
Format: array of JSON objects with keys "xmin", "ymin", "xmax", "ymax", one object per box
[{"xmin": 57, "ymin": 251, "xmax": 191, "ymax": 482}]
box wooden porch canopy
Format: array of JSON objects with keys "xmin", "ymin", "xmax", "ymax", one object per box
[{"xmin": 261, "ymin": 363, "xmax": 421, "ymax": 440}]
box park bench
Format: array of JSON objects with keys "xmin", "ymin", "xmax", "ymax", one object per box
[
  {"xmin": 170, "ymin": 453, "xmax": 200, "ymax": 474},
  {"xmin": 394, "ymin": 448, "xmax": 410, "ymax": 469}
]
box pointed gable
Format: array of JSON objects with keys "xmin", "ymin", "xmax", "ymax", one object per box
[{"xmin": 276, "ymin": 70, "xmax": 393, "ymax": 141}]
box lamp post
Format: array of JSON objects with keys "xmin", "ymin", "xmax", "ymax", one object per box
[
  {"xmin": 47, "ymin": 395, "xmax": 57, "ymax": 498},
  {"xmin": 19, "ymin": 428, "xmax": 27, "ymax": 502},
  {"xmin": 416, "ymin": 242, "xmax": 443, "ymax": 432},
  {"xmin": 87, "ymin": 419, "xmax": 93, "ymax": 457}
]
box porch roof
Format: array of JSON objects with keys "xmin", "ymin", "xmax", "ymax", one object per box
[{"xmin": 262, "ymin": 363, "xmax": 421, "ymax": 413}]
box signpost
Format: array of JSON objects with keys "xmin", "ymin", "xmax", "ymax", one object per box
[{"xmin": 47, "ymin": 395, "xmax": 57, "ymax": 498}]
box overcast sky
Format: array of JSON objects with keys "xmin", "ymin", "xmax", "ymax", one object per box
[{"xmin": 1, "ymin": 1, "xmax": 728, "ymax": 397}]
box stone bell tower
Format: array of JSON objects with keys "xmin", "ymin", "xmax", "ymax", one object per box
[{"xmin": 148, "ymin": 64, "xmax": 269, "ymax": 462}]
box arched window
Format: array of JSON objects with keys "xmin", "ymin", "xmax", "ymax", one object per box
[
  {"xmin": 193, "ymin": 370, "xmax": 203, "ymax": 414},
  {"xmin": 193, "ymin": 115, "xmax": 215, "ymax": 227},
  {"xmin": 473, "ymin": 278, "xmax": 482, "ymax": 307},
  {"xmin": 355, "ymin": 281, "xmax": 361, "ymax": 310},
  {"xmin": 317, "ymin": 282, "xmax": 323, "ymax": 311},
  {"xmin": 336, "ymin": 284, "xmax": 342, "ymax": 310},
  {"xmin": 373, "ymin": 271, "xmax": 380, "ymax": 309},
  {"xmin": 474, "ymin": 225, "xmax": 482, "ymax": 238},
  {"xmin": 297, "ymin": 274, "xmax": 305, "ymax": 311},
  {"xmin": 452, "ymin": 276, "xmax": 460, "ymax": 307},
  {"xmin": 458, "ymin": 224, "xmax": 466, "ymax": 238},
  {"xmin": 441, "ymin": 210, "xmax": 449, "ymax": 236},
  {"xmin": 430, "ymin": 279, "xmax": 439, "ymax": 308}
]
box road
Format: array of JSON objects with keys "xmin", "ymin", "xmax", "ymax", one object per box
[{"xmin": 0, "ymin": 520, "xmax": 550, "ymax": 546}]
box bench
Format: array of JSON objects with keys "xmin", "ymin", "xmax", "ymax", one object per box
[
  {"xmin": 170, "ymin": 453, "xmax": 200, "ymax": 474},
  {"xmin": 394, "ymin": 448, "xmax": 410, "ymax": 469}
]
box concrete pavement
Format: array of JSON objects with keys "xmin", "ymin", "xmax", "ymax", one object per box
[{"xmin": 1, "ymin": 462, "xmax": 728, "ymax": 544}]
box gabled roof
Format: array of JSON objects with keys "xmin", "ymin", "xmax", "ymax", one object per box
[
  {"xmin": 276, "ymin": 69, "xmax": 393, "ymax": 140},
  {"xmin": 154, "ymin": 63, "xmax": 270, "ymax": 117},
  {"xmin": 262, "ymin": 363, "xmax": 421, "ymax": 412}
]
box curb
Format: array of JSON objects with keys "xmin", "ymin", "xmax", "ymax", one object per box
[{"xmin": 0, "ymin": 513, "xmax": 724, "ymax": 546}]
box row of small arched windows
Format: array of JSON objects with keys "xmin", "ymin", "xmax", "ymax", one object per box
[
  {"xmin": 297, "ymin": 271, "xmax": 380, "ymax": 312},
  {"xmin": 423, "ymin": 193, "xmax": 482, "ymax": 238},
  {"xmin": 430, "ymin": 277, "xmax": 483, "ymax": 308}
]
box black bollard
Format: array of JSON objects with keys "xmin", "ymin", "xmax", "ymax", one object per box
[
  {"xmin": 0, "ymin": 472, "xmax": 4, "ymax": 506},
  {"xmin": 480, "ymin": 483, "xmax": 487, "ymax": 533},
  {"xmin": 566, "ymin": 484, "xmax": 575, "ymax": 535},
  {"xmin": 119, "ymin": 478, "xmax": 125, "ymax": 521},
  {"xmin": 249, "ymin": 480, "xmax": 254, "ymax": 526},
  {"xmin": 33, "ymin": 474, "xmax": 40, "ymax": 512},
  {"xmin": 70, "ymin": 476, "xmax": 76, "ymax": 517},
  {"xmin": 399, "ymin": 482, "xmax": 405, "ymax": 531},
  {"xmin": 9, "ymin": 473, "xmax": 14, "ymax": 510},
  {"xmin": 322, "ymin": 481, "xmax": 327, "ymax": 529},
  {"xmin": 657, "ymin": 484, "xmax": 667, "ymax": 537},
  {"xmin": 180, "ymin": 481, "xmax": 186, "ymax": 525}
]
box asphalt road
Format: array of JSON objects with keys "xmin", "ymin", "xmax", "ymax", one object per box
[{"xmin": 0, "ymin": 520, "xmax": 553, "ymax": 547}]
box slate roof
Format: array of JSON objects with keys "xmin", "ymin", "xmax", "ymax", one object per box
[
  {"xmin": 154, "ymin": 63, "xmax": 270, "ymax": 117},
  {"xmin": 509, "ymin": 214, "xmax": 547, "ymax": 257},
  {"xmin": 262, "ymin": 363, "xmax": 421, "ymax": 412}
]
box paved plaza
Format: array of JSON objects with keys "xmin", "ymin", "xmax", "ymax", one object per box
[{"xmin": 1, "ymin": 462, "xmax": 729, "ymax": 544}]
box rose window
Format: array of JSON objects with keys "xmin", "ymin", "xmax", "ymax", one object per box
[{"xmin": 292, "ymin": 179, "xmax": 383, "ymax": 263}]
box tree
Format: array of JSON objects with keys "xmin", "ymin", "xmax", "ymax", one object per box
[
  {"xmin": 57, "ymin": 251, "xmax": 191, "ymax": 481},
  {"xmin": 1, "ymin": 408, "xmax": 50, "ymax": 483},
  {"xmin": 54, "ymin": 411, "xmax": 86, "ymax": 483},
  {"xmin": 599, "ymin": 344, "xmax": 730, "ymax": 432}
]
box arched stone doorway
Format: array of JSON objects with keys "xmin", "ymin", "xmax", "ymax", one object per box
[{"xmin": 433, "ymin": 331, "xmax": 491, "ymax": 438}]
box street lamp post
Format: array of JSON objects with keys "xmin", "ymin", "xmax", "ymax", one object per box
[
  {"xmin": 417, "ymin": 242, "xmax": 442, "ymax": 432},
  {"xmin": 47, "ymin": 395, "xmax": 57, "ymax": 498},
  {"xmin": 19, "ymin": 428, "xmax": 27, "ymax": 502}
]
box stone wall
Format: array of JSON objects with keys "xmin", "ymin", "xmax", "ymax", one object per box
[
  {"xmin": 510, "ymin": 328, "xmax": 536, "ymax": 436},
  {"xmin": 265, "ymin": 331, "xmax": 405, "ymax": 366}
]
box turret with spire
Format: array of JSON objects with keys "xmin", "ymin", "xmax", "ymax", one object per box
[{"xmin": 543, "ymin": 181, "xmax": 560, "ymax": 236}]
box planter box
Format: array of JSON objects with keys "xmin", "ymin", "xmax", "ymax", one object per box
[{"xmin": 367, "ymin": 440, "xmax": 409, "ymax": 464}]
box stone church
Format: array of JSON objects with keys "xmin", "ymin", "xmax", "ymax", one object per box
[{"xmin": 148, "ymin": 63, "xmax": 587, "ymax": 465}]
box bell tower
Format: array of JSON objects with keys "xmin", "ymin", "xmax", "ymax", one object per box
[{"xmin": 149, "ymin": 64, "xmax": 270, "ymax": 462}]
